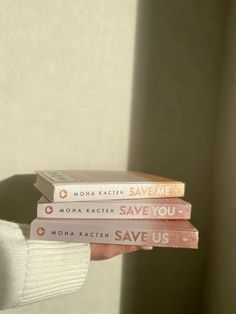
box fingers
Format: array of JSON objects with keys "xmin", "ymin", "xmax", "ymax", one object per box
[
  {"xmin": 90, "ymin": 243, "xmax": 154, "ymax": 261},
  {"xmin": 121, "ymin": 245, "xmax": 141, "ymax": 254},
  {"xmin": 91, "ymin": 244, "xmax": 140, "ymax": 260}
]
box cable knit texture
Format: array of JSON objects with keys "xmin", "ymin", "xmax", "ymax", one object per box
[{"xmin": 0, "ymin": 219, "xmax": 90, "ymax": 310}]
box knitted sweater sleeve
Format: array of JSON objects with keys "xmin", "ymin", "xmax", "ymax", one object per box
[{"xmin": 0, "ymin": 219, "xmax": 90, "ymax": 310}]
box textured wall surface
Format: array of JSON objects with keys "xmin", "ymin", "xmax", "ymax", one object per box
[
  {"xmin": 0, "ymin": 1, "xmax": 137, "ymax": 314},
  {"xmin": 0, "ymin": 0, "xmax": 136, "ymax": 179}
]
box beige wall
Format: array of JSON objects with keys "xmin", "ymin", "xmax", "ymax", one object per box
[
  {"xmin": 0, "ymin": 1, "xmax": 137, "ymax": 314},
  {"xmin": 0, "ymin": 0, "xmax": 137, "ymax": 180}
]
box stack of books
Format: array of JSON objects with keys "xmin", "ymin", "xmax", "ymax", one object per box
[{"xmin": 30, "ymin": 170, "xmax": 199, "ymax": 249}]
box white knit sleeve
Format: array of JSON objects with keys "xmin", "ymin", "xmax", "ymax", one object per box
[{"xmin": 0, "ymin": 219, "xmax": 90, "ymax": 310}]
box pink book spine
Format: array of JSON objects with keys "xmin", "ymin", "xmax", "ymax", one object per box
[
  {"xmin": 37, "ymin": 199, "xmax": 191, "ymax": 219},
  {"xmin": 30, "ymin": 219, "xmax": 198, "ymax": 249},
  {"xmin": 52, "ymin": 182, "xmax": 185, "ymax": 202}
]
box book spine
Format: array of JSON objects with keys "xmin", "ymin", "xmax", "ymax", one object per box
[
  {"xmin": 53, "ymin": 182, "xmax": 185, "ymax": 202},
  {"xmin": 30, "ymin": 220, "xmax": 198, "ymax": 249},
  {"xmin": 37, "ymin": 201, "xmax": 191, "ymax": 219}
]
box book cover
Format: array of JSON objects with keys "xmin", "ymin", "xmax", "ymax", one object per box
[
  {"xmin": 30, "ymin": 218, "xmax": 198, "ymax": 249},
  {"xmin": 34, "ymin": 170, "xmax": 185, "ymax": 202},
  {"xmin": 37, "ymin": 196, "xmax": 191, "ymax": 219}
]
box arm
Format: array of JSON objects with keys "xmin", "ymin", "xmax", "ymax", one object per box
[
  {"xmin": 0, "ymin": 219, "xmax": 90, "ymax": 310},
  {"xmin": 0, "ymin": 219, "xmax": 152, "ymax": 310}
]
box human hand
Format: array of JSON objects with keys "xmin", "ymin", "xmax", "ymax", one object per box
[{"xmin": 90, "ymin": 243, "xmax": 153, "ymax": 260}]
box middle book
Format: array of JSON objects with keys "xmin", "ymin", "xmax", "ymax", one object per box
[{"xmin": 37, "ymin": 196, "xmax": 191, "ymax": 220}]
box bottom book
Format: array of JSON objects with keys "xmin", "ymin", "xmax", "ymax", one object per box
[{"xmin": 30, "ymin": 218, "xmax": 199, "ymax": 249}]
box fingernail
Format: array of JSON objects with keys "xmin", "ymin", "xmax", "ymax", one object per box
[{"xmin": 141, "ymin": 246, "xmax": 153, "ymax": 250}]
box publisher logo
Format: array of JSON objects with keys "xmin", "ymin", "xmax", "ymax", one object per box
[
  {"xmin": 59, "ymin": 189, "xmax": 68, "ymax": 199},
  {"xmin": 37, "ymin": 227, "xmax": 45, "ymax": 236},
  {"xmin": 45, "ymin": 206, "xmax": 53, "ymax": 214}
]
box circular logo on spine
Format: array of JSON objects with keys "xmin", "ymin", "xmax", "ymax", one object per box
[
  {"xmin": 59, "ymin": 189, "xmax": 68, "ymax": 199},
  {"xmin": 45, "ymin": 206, "xmax": 53, "ymax": 214},
  {"xmin": 37, "ymin": 227, "xmax": 45, "ymax": 236}
]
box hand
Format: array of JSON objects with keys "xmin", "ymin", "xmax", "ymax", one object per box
[{"xmin": 90, "ymin": 243, "xmax": 153, "ymax": 260}]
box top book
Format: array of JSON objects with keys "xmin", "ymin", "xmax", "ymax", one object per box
[{"xmin": 34, "ymin": 170, "xmax": 185, "ymax": 202}]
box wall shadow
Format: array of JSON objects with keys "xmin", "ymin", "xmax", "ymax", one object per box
[
  {"xmin": 120, "ymin": 1, "xmax": 225, "ymax": 314},
  {"xmin": 0, "ymin": 174, "xmax": 41, "ymax": 224}
]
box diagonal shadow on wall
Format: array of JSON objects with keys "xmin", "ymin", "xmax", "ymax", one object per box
[{"xmin": 120, "ymin": 1, "xmax": 226, "ymax": 314}]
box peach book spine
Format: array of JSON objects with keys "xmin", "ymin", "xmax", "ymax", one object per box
[
  {"xmin": 37, "ymin": 183, "xmax": 185, "ymax": 202},
  {"xmin": 30, "ymin": 219, "xmax": 198, "ymax": 249},
  {"xmin": 35, "ymin": 170, "xmax": 185, "ymax": 202},
  {"xmin": 37, "ymin": 198, "xmax": 191, "ymax": 219}
]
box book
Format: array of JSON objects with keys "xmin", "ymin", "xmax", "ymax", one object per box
[
  {"xmin": 37, "ymin": 196, "xmax": 191, "ymax": 219},
  {"xmin": 34, "ymin": 170, "xmax": 185, "ymax": 202},
  {"xmin": 30, "ymin": 218, "xmax": 198, "ymax": 249}
]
